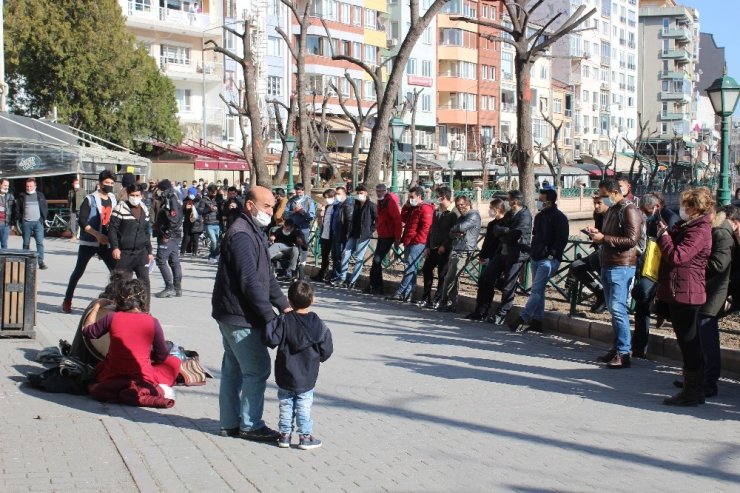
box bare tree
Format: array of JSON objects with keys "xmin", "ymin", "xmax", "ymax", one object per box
[
  {"xmin": 207, "ymin": 21, "xmax": 270, "ymax": 186},
  {"xmin": 321, "ymin": 1, "xmax": 450, "ymax": 189},
  {"xmin": 307, "ymin": 86, "xmax": 340, "ymax": 185},
  {"xmin": 329, "ymin": 74, "xmax": 377, "ymax": 186},
  {"xmin": 276, "ymin": 0, "xmax": 315, "ymax": 193},
  {"xmin": 621, "ymin": 112, "xmax": 656, "ymax": 185},
  {"xmin": 453, "ymin": 0, "xmax": 595, "ymax": 209},
  {"xmin": 268, "ymin": 95, "xmax": 297, "ymax": 183},
  {"xmin": 537, "ymin": 110, "xmax": 563, "ymax": 190},
  {"xmin": 399, "ymin": 89, "xmax": 423, "ymax": 188}
]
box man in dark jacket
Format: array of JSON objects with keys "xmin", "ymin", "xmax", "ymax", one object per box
[
  {"xmin": 589, "ymin": 178, "xmax": 643, "ymax": 369},
  {"xmin": 631, "ymin": 192, "xmax": 680, "ymax": 357},
  {"xmin": 221, "ymin": 186, "xmax": 245, "ymax": 230},
  {"xmin": 108, "ymin": 185, "xmax": 153, "ymax": 297},
  {"xmin": 467, "ymin": 190, "xmax": 532, "ymax": 324},
  {"xmin": 311, "ymin": 189, "xmax": 337, "ymax": 282},
  {"xmin": 510, "ymin": 189, "xmax": 569, "ymax": 332},
  {"xmin": 327, "ymin": 186, "xmax": 353, "ymax": 282},
  {"xmin": 67, "ymin": 177, "xmax": 86, "ymax": 241},
  {"xmin": 212, "ymin": 185, "xmax": 290, "ymax": 442},
  {"xmin": 198, "ymin": 184, "xmax": 222, "ymax": 263},
  {"xmin": 268, "ymin": 218, "xmax": 306, "ymax": 280},
  {"xmin": 154, "ymin": 180, "xmax": 184, "ymax": 298},
  {"xmin": 368, "ymin": 184, "xmax": 402, "ymax": 294},
  {"xmin": 62, "ymin": 171, "xmax": 118, "ymax": 313},
  {"xmin": 0, "ymin": 178, "xmax": 16, "ymax": 249},
  {"xmin": 330, "ymin": 184, "xmax": 376, "ymax": 288},
  {"xmin": 16, "ymin": 177, "xmax": 48, "ymax": 269},
  {"xmin": 419, "ymin": 186, "xmax": 457, "ymax": 307},
  {"xmin": 437, "ymin": 195, "xmax": 481, "ymax": 312}
]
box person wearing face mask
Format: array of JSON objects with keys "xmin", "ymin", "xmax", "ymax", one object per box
[
  {"xmin": 153, "ymin": 180, "xmax": 184, "ymax": 298},
  {"xmin": 180, "ymin": 187, "xmax": 203, "ymax": 257},
  {"xmin": 418, "ymin": 186, "xmax": 457, "ymax": 308},
  {"xmin": 617, "ymin": 176, "xmax": 636, "ymax": 203},
  {"xmin": 387, "ymin": 186, "xmax": 434, "ymax": 302},
  {"xmin": 212, "ymin": 185, "xmax": 290, "ymax": 442},
  {"xmin": 107, "ymin": 185, "xmax": 154, "ymax": 301},
  {"xmin": 367, "ymin": 183, "xmax": 402, "ymax": 295},
  {"xmin": 630, "ymin": 192, "xmax": 680, "ymax": 358},
  {"xmin": 311, "ymin": 189, "xmax": 337, "ymax": 282},
  {"xmin": 16, "ymin": 177, "xmax": 49, "ymax": 269},
  {"xmin": 67, "ymin": 177, "xmax": 85, "ymax": 241},
  {"xmin": 61, "ymin": 171, "xmax": 117, "ymax": 313},
  {"xmin": 588, "ymin": 178, "xmax": 643, "ymax": 369},
  {"xmin": 268, "ymin": 218, "xmax": 306, "ymax": 281},
  {"xmin": 272, "ymin": 188, "xmax": 288, "ymax": 227},
  {"xmin": 325, "ymin": 187, "xmax": 354, "ymax": 283},
  {"xmin": 652, "ymin": 187, "xmax": 713, "ymax": 406},
  {"xmin": 509, "ymin": 188, "xmax": 569, "ymax": 333},
  {"xmin": 284, "ymin": 183, "xmax": 316, "ymax": 242},
  {"xmin": 0, "ymin": 178, "xmax": 16, "ymax": 249},
  {"xmin": 198, "ymin": 184, "xmax": 222, "ymax": 263},
  {"xmin": 330, "ymin": 184, "xmax": 376, "ymax": 288},
  {"xmin": 466, "ymin": 190, "xmax": 532, "ymax": 324}
]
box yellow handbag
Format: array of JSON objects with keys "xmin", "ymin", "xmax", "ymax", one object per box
[{"xmin": 641, "ymin": 237, "xmax": 662, "ymax": 282}]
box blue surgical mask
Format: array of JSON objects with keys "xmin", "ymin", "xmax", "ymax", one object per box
[{"xmin": 602, "ymin": 196, "xmax": 613, "ymax": 208}]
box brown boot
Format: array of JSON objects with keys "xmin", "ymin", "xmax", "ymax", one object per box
[{"xmin": 663, "ymin": 370, "xmax": 705, "ymax": 406}]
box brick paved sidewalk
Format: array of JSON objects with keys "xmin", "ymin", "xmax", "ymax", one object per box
[{"xmin": 1, "ymin": 236, "xmax": 739, "ymax": 492}]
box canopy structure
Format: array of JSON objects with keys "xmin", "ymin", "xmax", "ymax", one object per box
[
  {"xmin": 149, "ymin": 139, "xmax": 249, "ymax": 171},
  {"xmin": 0, "ymin": 113, "xmax": 151, "ymax": 178}
]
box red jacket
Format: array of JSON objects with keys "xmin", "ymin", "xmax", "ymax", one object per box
[
  {"xmin": 400, "ymin": 202, "xmax": 434, "ymax": 246},
  {"xmin": 656, "ymin": 213, "xmax": 712, "ymax": 306},
  {"xmin": 376, "ymin": 195, "xmax": 402, "ymax": 240}
]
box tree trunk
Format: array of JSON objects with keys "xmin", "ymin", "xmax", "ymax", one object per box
[
  {"xmin": 242, "ymin": 22, "xmax": 270, "ymax": 187},
  {"xmin": 295, "ymin": 18, "xmax": 314, "ymax": 194},
  {"xmin": 515, "ymin": 53, "xmax": 536, "ymax": 209}
]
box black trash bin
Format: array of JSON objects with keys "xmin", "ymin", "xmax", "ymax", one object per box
[{"xmin": 0, "ymin": 249, "xmax": 37, "ymax": 338}]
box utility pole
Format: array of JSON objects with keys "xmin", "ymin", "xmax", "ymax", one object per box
[{"xmin": 0, "ymin": 0, "xmax": 7, "ymax": 112}]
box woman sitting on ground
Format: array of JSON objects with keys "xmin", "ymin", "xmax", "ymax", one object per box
[{"xmin": 82, "ymin": 278, "xmax": 181, "ymax": 397}]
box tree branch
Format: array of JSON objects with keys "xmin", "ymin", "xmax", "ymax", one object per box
[
  {"xmin": 448, "ymin": 16, "xmax": 515, "ymax": 36},
  {"xmin": 320, "ymin": 18, "xmax": 381, "ymax": 87},
  {"xmin": 274, "ymin": 26, "xmax": 298, "ymax": 62},
  {"xmin": 527, "ymin": 13, "xmax": 561, "ymax": 46},
  {"xmin": 205, "ymin": 41, "xmax": 242, "ymax": 65}
]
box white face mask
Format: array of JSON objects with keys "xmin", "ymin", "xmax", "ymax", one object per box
[
  {"xmin": 679, "ymin": 206, "xmax": 690, "ymax": 222},
  {"xmin": 409, "ymin": 198, "xmax": 419, "ymax": 207},
  {"xmin": 325, "ymin": 198, "xmax": 335, "ymax": 205},
  {"xmin": 73, "ymin": 183, "xmax": 80, "ymax": 190},
  {"xmin": 356, "ymin": 194, "xmax": 367, "ymax": 202},
  {"xmin": 535, "ymin": 200, "xmax": 545, "ymax": 211},
  {"xmin": 336, "ymin": 194, "xmax": 346, "ymax": 203},
  {"xmin": 488, "ymin": 208, "xmax": 497, "ymax": 218},
  {"xmin": 282, "ymin": 228, "xmax": 293, "ymax": 235},
  {"xmin": 620, "ymin": 187, "xmax": 628, "ymax": 196},
  {"xmin": 128, "ymin": 196, "xmax": 142, "ymax": 207},
  {"xmin": 252, "ymin": 209, "xmax": 271, "ymax": 227}
]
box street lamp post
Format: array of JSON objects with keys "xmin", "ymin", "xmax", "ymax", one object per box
[
  {"xmin": 284, "ymin": 135, "xmax": 297, "ymax": 194},
  {"xmin": 448, "ymin": 159, "xmax": 454, "ymax": 190},
  {"xmin": 706, "ymin": 67, "xmax": 740, "ymax": 206},
  {"xmin": 481, "ymin": 135, "xmax": 492, "ymax": 189},
  {"xmin": 389, "ymin": 117, "xmax": 406, "ymax": 193}
]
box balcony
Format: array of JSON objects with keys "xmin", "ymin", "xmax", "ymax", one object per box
[
  {"xmin": 179, "ymin": 106, "xmax": 225, "ymax": 125},
  {"xmin": 123, "ymin": 2, "xmax": 217, "ymax": 36},
  {"xmin": 661, "ymin": 112, "xmax": 688, "ymax": 121},
  {"xmin": 501, "ymin": 103, "xmax": 516, "ymax": 113},
  {"xmin": 661, "ymin": 49, "xmax": 691, "ymax": 63},
  {"xmin": 662, "ymin": 69, "xmax": 690, "ymax": 80},
  {"xmin": 159, "ymin": 59, "xmax": 223, "ymax": 84},
  {"xmin": 660, "ymin": 91, "xmax": 691, "ymax": 103},
  {"xmin": 662, "ymin": 27, "xmax": 691, "ymax": 43}
]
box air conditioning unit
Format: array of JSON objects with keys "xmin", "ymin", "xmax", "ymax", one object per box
[{"xmin": 387, "ymin": 39, "xmax": 398, "ymax": 48}]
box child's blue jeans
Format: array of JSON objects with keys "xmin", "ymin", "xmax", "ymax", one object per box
[{"xmin": 278, "ymin": 387, "xmax": 314, "ymax": 435}]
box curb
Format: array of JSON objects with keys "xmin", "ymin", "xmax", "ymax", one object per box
[{"xmin": 305, "ymin": 265, "xmax": 740, "ymax": 379}]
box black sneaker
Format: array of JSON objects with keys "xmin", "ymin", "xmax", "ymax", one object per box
[
  {"xmin": 38, "ymin": 263, "xmax": 48, "ymax": 270},
  {"xmin": 596, "ymin": 349, "xmax": 618, "ymax": 363},
  {"xmin": 239, "ymin": 426, "xmax": 281, "ymax": 442},
  {"xmin": 508, "ymin": 316, "xmax": 526, "ymax": 332},
  {"xmin": 465, "ymin": 312, "xmax": 484, "ymax": 321},
  {"xmin": 528, "ymin": 319, "xmax": 543, "ymax": 333},
  {"xmin": 278, "ymin": 433, "xmax": 291, "ymax": 448},
  {"xmin": 219, "ymin": 427, "xmax": 240, "ymax": 438},
  {"xmin": 298, "ymin": 434, "xmax": 322, "ymax": 450}
]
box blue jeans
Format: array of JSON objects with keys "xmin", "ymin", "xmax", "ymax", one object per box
[
  {"xmin": 333, "ymin": 237, "xmax": 370, "ymax": 285},
  {"xmin": 22, "ymin": 219, "xmax": 44, "ymax": 264},
  {"xmin": 206, "ymin": 224, "xmax": 220, "ymax": 259},
  {"xmin": 601, "ymin": 266, "xmax": 636, "ymax": 355},
  {"xmin": 395, "ymin": 243, "xmax": 426, "ymax": 297},
  {"xmin": 277, "ymin": 387, "xmax": 314, "ymax": 435},
  {"xmin": 520, "ymin": 258, "xmax": 560, "ymax": 322},
  {"xmin": 0, "ymin": 224, "xmax": 9, "ymax": 249},
  {"xmin": 218, "ymin": 321, "xmax": 271, "ymax": 432}
]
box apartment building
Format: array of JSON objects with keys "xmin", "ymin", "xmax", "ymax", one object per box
[
  {"xmin": 545, "ymin": 0, "xmax": 639, "ymax": 162},
  {"xmin": 388, "ymin": 0, "xmax": 437, "ymax": 160},
  {"xmin": 119, "ymin": 0, "xmax": 225, "ymax": 144},
  {"xmin": 551, "ymin": 79, "xmax": 575, "ymax": 162},
  {"xmin": 638, "ymin": 0, "xmax": 700, "ymax": 138}
]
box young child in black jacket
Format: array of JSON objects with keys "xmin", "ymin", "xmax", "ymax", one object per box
[{"xmin": 263, "ymin": 280, "xmax": 333, "ymax": 450}]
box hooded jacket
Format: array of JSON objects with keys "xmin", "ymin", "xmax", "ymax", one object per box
[
  {"xmin": 155, "ymin": 184, "xmax": 183, "ymax": 240},
  {"xmin": 376, "ymin": 194, "xmax": 402, "ymax": 241},
  {"xmin": 400, "ymin": 201, "xmax": 434, "ymax": 246},
  {"xmin": 656, "ymin": 213, "xmax": 712, "ymax": 306},
  {"xmin": 263, "ymin": 311, "xmax": 333, "ymax": 393},
  {"xmin": 700, "ymin": 212, "xmax": 736, "ymax": 316}
]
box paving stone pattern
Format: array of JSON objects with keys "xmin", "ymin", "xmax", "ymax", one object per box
[{"xmin": 1, "ymin": 237, "xmax": 739, "ymax": 492}]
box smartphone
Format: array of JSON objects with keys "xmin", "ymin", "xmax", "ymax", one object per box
[{"xmin": 581, "ymin": 228, "xmax": 593, "ymax": 237}]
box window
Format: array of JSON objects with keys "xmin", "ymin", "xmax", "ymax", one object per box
[
  {"xmin": 341, "ymin": 3, "xmax": 350, "ymax": 23},
  {"xmin": 390, "ymin": 22, "xmax": 399, "ymax": 41},
  {"xmin": 161, "ymin": 45, "xmax": 190, "ymax": 66},
  {"xmin": 540, "ymin": 63, "xmax": 548, "ymax": 80},
  {"xmin": 364, "ymin": 9, "xmax": 376, "ymax": 28},
  {"xmin": 364, "ymin": 80, "xmax": 376, "ymax": 100},
  {"xmin": 422, "ymin": 60, "xmax": 432, "ymax": 77},
  {"xmin": 307, "ymin": 35, "xmax": 325, "ymax": 56},
  {"xmin": 269, "ymin": 0, "xmax": 279, "ymax": 16},
  {"xmin": 352, "ymin": 5, "xmax": 361, "ymax": 25},
  {"xmin": 423, "ymin": 27, "xmax": 432, "ymax": 44},
  {"xmin": 582, "ymin": 89, "xmax": 589, "ymax": 103},
  {"xmin": 342, "ymin": 40, "xmax": 350, "ymax": 56},
  {"xmin": 490, "ymin": 66, "xmax": 496, "ymax": 80},
  {"xmin": 440, "ymin": 28, "xmax": 462, "ymax": 46},
  {"xmin": 340, "ymin": 78, "xmax": 350, "ymax": 97},
  {"xmin": 175, "ymin": 89, "xmax": 191, "ymax": 112},
  {"xmin": 502, "ymin": 52, "xmax": 513, "ymax": 80},
  {"xmin": 490, "ymin": 96, "xmax": 496, "ymax": 111},
  {"xmin": 422, "ymin": 94, "xmax": 431, "ymax": 112},
  {"xmin": 406, "ymin": 58, "xmax": 416, "ymax": 75},
  {"xmin": 364, "ymin": 45, "xmax": 378, "ymax": 65},
  {"xmin": 353, "ymin": 42, "xmax": 362, "ymax": 59},
  {"xmin": 554, "ymin": 98, "xmax": 562, "ymax": 114},
  {"xmin": 134, "ymin": 0, "xmax": 151, "ymax": 11},
  {"xmin": 267, "ymin": 76, "xmax": 281, "ymax": 96},
  {"xmin": 267, "ymin": 36, "xmax": 282, "ymax": 57},
  {"xmin": 224, "ymin": 115, "xmax": 236, "ymax": 143}
]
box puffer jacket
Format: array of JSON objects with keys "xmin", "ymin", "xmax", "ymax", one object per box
[
  {"xmin": 449, "ymin": 209, "xmax": 481, "ymax": 252},
  {"xmin": 700, "ymin": 213, "xmax": 736, "ymax": 316},
  {"xmin": 400, "ymin": 202, "xmax": 434, "ymax": 246},
  {"xmin": 599, "ymin": 199, "xmax": 642, "ymax": 267},
  {"xmin": 656, "ymin": 213, "xmax": 712, "ymax": 306}
]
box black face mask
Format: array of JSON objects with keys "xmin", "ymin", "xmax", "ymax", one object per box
[{"xmin": 102, "ymin": 185, "xmax": 114, "ymax": 194}]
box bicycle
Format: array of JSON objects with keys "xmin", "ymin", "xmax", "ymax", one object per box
[{"xmin": 44, "ymin": 212, "xmax": 70, "ymax": 236}]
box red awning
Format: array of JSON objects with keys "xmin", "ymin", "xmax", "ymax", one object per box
[
  {"xmin": 151, "ymin": 139, "xmax": 249, "ymax": 171},
  {"xmin": 588, "ymin": 169, "xmax": 615, "ymax": 177},
  {"xmin": 194, "ymin": 159, "xmax": 248, "ymax": 170}
]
